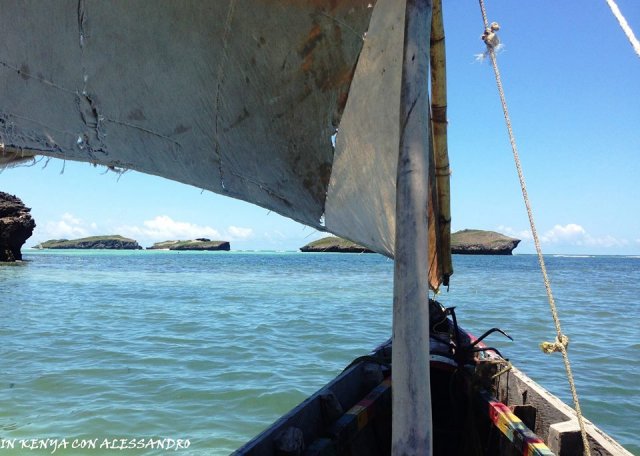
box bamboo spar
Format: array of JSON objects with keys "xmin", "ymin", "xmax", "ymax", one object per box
[
  {"xmin": 430, "ymin": 0, "xmax": 453, "ymax": 284},
  {"xmin": 392, "ymin": 0, "xmax": 433, "ymax": 454}
]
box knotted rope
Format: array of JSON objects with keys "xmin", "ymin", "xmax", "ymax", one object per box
[
  {"xmin": 477, "ymin": 2, "xmax": 591, "ymax": 454},
  {"xmin": 540, "ymin": 334, "xmax": 569, "ymax": 354}
]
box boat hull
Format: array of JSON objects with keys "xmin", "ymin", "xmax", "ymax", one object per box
[{"xmin": 235, "ymin": 337, "xmax": 632, "ymax": 455}]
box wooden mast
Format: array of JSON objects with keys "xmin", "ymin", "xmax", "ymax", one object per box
[
  {"xmin": 392, "ymin": 0, "xmax": 433, "ymax": 454},
  {"xmin": 430, "ymin": 0, "xmax": 453, "ymax": 285}
]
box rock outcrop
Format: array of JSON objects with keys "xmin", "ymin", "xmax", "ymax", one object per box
[
  {"xmin": 0, "ymin": 192, "xmax": 36, "ymax": 261},
  {"xmin": 451, "ymin": 229, "xmax": 520, "ymax": 255},
  {"xmin": 301, "ymin": 230, "xmax": 521, "ymax": 255},
  {"xmin": 34, "ymin": 235, "xmax": 142, "ymax": 250},
  {"xmin": 147, "ymin": 239, "xmax": 230, "ymax": 251},
  {"xmin": 300, "ymin": 237, "xmax": 374, "ymax": 253}
]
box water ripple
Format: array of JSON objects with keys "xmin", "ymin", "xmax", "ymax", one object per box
[{"xmin": 0, "ymin": 252, "xmax": 637, "ymax": 455}]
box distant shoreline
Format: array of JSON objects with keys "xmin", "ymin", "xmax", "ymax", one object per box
[{"xmin": 20, "ymin": 248, "xmax": 640, "ymax": 257}]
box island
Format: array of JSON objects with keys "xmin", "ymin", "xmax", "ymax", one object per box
[
  {"xmin": 34, "ymin": 235, "xmax": 142, "ymax": 250},
  {"xmin": 450, "ymin": 229, "xmax": 520, "ymax": 255},
  {"xmin": 146, "ymin": 239, "xmax": 230, "ymax": 251},
  {"xmin": 1, "ymin": 192, "xmax": 36, "ymax": 262},
  {"xmin": 300, "ymin": 237, "xmax": 374, "ymax": 253},
  {"xmin": 301, "ymin": 230, "xmax": 520, "ymax": 255}
]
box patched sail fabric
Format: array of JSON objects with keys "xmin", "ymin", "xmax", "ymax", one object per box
[
  {"xmin": 0, "ymin": 0, "xmax": 450, "ymax": 289},
  {"xmin": 0, "ymin": 1, "xmax": 373, "ymax": 227}
]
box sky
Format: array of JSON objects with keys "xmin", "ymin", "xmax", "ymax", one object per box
[{"xmin": 1, "ymin": 1, "xmax": 639, "ymax": 254}]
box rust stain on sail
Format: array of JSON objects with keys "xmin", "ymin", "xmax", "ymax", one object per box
[{"xmin": 0, "ymin": 1, "xmax": 382, "ymax": 245}]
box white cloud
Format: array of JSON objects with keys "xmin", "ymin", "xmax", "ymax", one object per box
[
  {"xmin": 42, "ymin": 212, "xmax": 96, "ymax": 239},
  {"xmin": 541, "ymin": 223, "xmax": 586, "ymax": 243},
  {"xmin": 226, "ymin": 225, "xmax": 253, "ymax": 240},
  {"xmin": 502, "ymin": 223, "xmax": 629, "ymax": 251},
  {"xmin": 541, "ymin": 224, "xmax": 628, "ymax": 248},
  {"xmin": 496, "ymin": 225, "xmax": 532, "ymax": 240},
  {"xmin": 583, "ymin": 234, "xmax": 628, "ymax": 248},
  {"xmin": 116, "ymin": 216, "xmax": 257, "ymax": 248},
  {"xmin": 117, "ymin": 215, "xmax": 221, "ymax": 242},
  {"xmin": 61, "ymin": 213, "xmax": 82, "ymax": 225}
]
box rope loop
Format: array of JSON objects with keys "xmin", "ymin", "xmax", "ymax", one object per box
[{"xmin": 540, "ymin": 334, "xmax": 570, "ymax": 354}]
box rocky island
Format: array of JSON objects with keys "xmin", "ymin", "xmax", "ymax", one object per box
[
  {"xmin": 147, "ymin": 239, "xmax": 230, "ymax": 251},
  {"xmin": 301, "ymin": 230, "xmax": 520, "ymax": 255},
  {"xmin": 34, "ymin": 235, "xmax": 142, "ymax": 250},
  {"xmin": 300, "ymin": 237, "xmax": 374, "ymax": 253},
  {"xmin": 0, "ymin": 192, "xmax": 36, "ymax": 261},
  {"xmin": 450, "ymin": 229, "xmax": 520, "ymax": 255}
]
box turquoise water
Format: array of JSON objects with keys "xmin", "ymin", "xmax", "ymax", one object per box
[{"xmin": 0, "ymin": 251, "xmax": 638, "ymax": 455}]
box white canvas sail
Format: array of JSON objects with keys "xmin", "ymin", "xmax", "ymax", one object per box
[
  {"xmin": 0, "ymin": 0, "xmax": 372, "ymax": 230},
  {"xmin": 0, "ymin": 1, "xmax": 449, "ymax": 453},
  {"xmin": 0, "ymin": 1, "xmax": 448, "ymax": 278},
  {"xmin": 324, "ymin": 0, "xmax": 402, "ymax": 258}
]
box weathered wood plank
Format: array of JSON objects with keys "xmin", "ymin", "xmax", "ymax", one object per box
[
  {"xmin": 391, "ymin": 0, "xmax": 433, "ymax": 454},
  {"xmin": 496, "ymin": 366, "xmax": 634, "ymax": 455},
  {"xmin": 548, "ymin": 420, "xmax": 583, "ymax": 456},
  {"xmin": 512, "ymin": 404, "xmax": 538, "ymax": 432},
  {"xmin": 234, "ymin": 362, "xmax": 372, "ymax": 455}
]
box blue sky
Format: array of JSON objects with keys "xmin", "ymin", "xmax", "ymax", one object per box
[{"xmin": 2, "ymin": 1, "xmax": 639, "ymax": 254}]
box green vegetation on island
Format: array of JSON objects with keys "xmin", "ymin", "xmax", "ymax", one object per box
[
  {"xmin": 34, "ymin": 235, "xmax": 142, "ymax": 250},
  {"xmin": 302, "ymin": 230, "xmax": 520, "ymax": 255},
  {"xmin": 146, "ymin": 239, "xmax": 230, "ymax": 251},
  {"xmin": 300, "ymin": 237, "xmax": 374, "ymax": 253},
  {"xmin": 450, "ymin": 229, "xmax": 520, "ymax": 255}
]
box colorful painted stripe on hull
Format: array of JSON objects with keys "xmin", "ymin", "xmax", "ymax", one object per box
[
  {"xmin": 484, "ymin": 393, "xmax": 554, "ymax": 456},
  {"xmin": 306, "ymin": 378, "xmax": 392, "ymax": 455},
  {"xmin": 329, "ymin": 377, "xmax": 392, "ymax": 443}
]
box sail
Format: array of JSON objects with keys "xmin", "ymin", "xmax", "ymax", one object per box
[
  {"xmin": 0, "ymin": 0, "xmax": 451, "ymax": 288},
  {"xmin": 324, "ymin": 0, "xmax": 402, "ymax": 258},
  {"xmin": 0, "ymin": 1, "xmax": 373, "ymax": 226}
]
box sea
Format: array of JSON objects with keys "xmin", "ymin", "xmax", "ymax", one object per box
[{"xmin": 0, "ymin": 251, "xmax": 638, "ymax": 455}]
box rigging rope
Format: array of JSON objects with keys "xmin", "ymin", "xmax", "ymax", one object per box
[
  {"xmin": 477, "ymin": 2, "xmax": 592, "ymax": 455},
  {"xmin": 604, "ymin": 0, "xmax": 640, "ymax": 57}
]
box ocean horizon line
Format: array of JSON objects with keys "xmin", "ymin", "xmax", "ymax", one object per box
[{"xmin": 18, "ymin": 248, "xmax": 640, "ymax": 258}]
